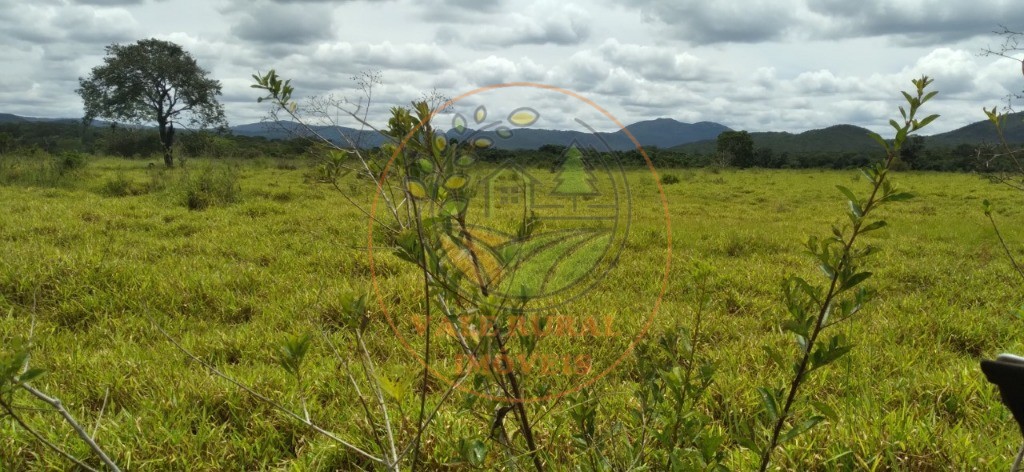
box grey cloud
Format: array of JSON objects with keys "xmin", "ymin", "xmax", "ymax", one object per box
[
  {"xmin": 597, "ymin": 39, "xmax": 717, "ymax": 82},
  {"xmin": 311, "ymin": 41, "xmax": 451, "ymax": 72},
  {"xmin": 635, "ymin": 0, "xmax": 1024, "ymax": 45},
  {"xmin": 636, "ymin": 0, "xmax": 801, "ymax": 44},
  {"xmin": 807, "ymin": 0, "xmax": 1024, "ymax": 43},
  {"xmin": 230, "ymin": 2, "xmax": 336, "ymax": 44},
  {"xmin": 452, "ymin": 2, "xmax": 591, "ymax": 48},
  {"xmin": 53, "ymin": 6, "xmax": 139, "ymax": 43},
  {"xmin": 69, "ymin": 0, "xmax": 147, "ymax": 5}
]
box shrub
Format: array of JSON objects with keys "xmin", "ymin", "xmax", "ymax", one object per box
[
  {"xmin": 54, "ymin": 151, "xmax": 88, "ymax": 174},
  {"xmin": 179, "ymin": 165, "xmax": 242, "ymax": 210},
  {"xmin": 99, "ymin": 173, "xmax": 149, "ymax": 197},
  {"xmin": 660, "ymin": 173, "xmax": 681, "ymax": 185}
]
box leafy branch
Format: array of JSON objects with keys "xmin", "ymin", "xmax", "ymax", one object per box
[{"xmin": 756, "ymin": 76, "xmax": 938, "ymax": 471}]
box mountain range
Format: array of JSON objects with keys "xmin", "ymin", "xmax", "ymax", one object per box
[
  {"xmin": 4, "ymin": 112, "xmax": 1024, "ymax": 153},
  {"xmin": 230, "ymin": 117, "xmax": 731, "ymax": 151}
]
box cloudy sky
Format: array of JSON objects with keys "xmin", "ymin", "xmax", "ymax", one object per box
[{"xmin": 2, "ymin": 0, "xmax": 1023, "ymax": 135}]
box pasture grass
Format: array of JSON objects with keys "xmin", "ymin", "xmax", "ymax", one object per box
[{"xmin": 1, "ymin": 156, "xmax": 1023, "ymax": 470}]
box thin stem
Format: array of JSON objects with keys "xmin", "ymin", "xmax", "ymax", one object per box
[
  {"xmin": 18, "ymin": 384, "xmax": 121, "ymax": 472},
  {"xmin": 758, "ymin": 77, "xmax": 927, "ymax": 468},
  {"xmin": 758, "ymin": 164, "xmax": 886, "ymax": 472},
  {"xmin": 0, "ymin": 401, "xmax": 101, "ymax": 472},
  {"xmin": 148, "ymin": 316, "xmax": 384, "ymax": 465},
  {"xmin": 354, "ymin": 330, "xmax": 399, "ymax": 469},
  {"xmin": 408, "ymin": 148, "xmax": 433, "ymax": 472},
  {"xmin": 986, "ymin": 212, "xmax": 1024, "ymax": 284}
]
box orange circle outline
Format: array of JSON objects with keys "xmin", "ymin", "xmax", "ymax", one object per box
[{"xmin": 368, "ymin": 82, "xmax": 673, "ymax": 403}]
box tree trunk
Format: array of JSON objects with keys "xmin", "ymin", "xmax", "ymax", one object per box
[{"xmin": 158, "ymin": 119, "xmax": 175, "ymax": 167}]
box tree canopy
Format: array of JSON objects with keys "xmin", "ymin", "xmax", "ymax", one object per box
[
  {"xmin": 77, "ymin": 38, "xmax": 226, "ymax": 167},
  {"xmin": 716, "ymin": 130, "xmax": 755, "ymax": 168}
]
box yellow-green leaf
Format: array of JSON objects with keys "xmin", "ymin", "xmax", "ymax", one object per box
[
  {"xmin": 407, "ymin": 179, "xmax": 428, "ymax": 199},
  {"xmin": 444, "ymin": 174, "xmax": 469, "ymax": 190}
]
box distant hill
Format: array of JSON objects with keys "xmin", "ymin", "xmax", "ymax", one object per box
[
  {"xmin": 230, "ymin": 117, "xmax": 731, "ymax": 151},
  {"xmin": 926, "ymin": 112, "xmax": 1024, "ymax": 147},
  {"xmin": 673, "ymin": 115, "xmax": 1024, "ymax": 156},
  {"xmin": 0, "ymin": 113, "xmax": 27, "ymax": 123},
  {"xmin": 671, "ymin": 124, "xmax": 881, "ymax": 155},
  {"xmin": 231, "ymin": 121, "xmax": 387, "ymax": 147},
  {"xmin": 5, "ymin": 111, "xmax": 1024, "ymax": 153}
]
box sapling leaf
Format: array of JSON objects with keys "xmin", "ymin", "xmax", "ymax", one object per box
[
  {"xmin": 867, "ymin": 132, "xmax": 889, "ymax": 153},
  {"xmin": 763, "ymin": 346, "xmax": 788, "ymax": 369},
  {"xmin": 375, "ymin": 374, "xmax": 405, "ymax": 401},
  {"xmin": 757, "ymin": 387, "xmax": 780, "ymax": 421},
  {"xmin": 17, "ymin": 368, "xmax": 46, "ymax": 384},
  {"xmin": 819, "ymin": 262, "xmax": 835, "ymax": 279},
  {"xmin": 809, "ymin": 400, "xmax": 839, "ymax": 421},
  {"xmin": 459, "ymin": 438, "xmax": 488, "ymax": 466},
  {"xmin": 780, "ymin": 415, "xmax": 825, "ymax": 444},
  {"xmin": 835, "ymin": 185, "xmax": 860, "ymax": 207},
  {"xmin": 860, "ymin": 220, "xmax": 887, "ymax": 233},
  {"xmin": 848, "ymin": 200, "xmax": 863, "ymax": 218},
  {"xmin": 840, "ymin": 271, "xmax": 873, "ymax": 291},
  {"xmin": 885, "ymin": 192, "xmax": 914, "ymax": 202}
]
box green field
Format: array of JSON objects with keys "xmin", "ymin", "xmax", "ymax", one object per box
[{"xmin": 2, "ymin": 156, "xmax": 1024, "ymax": 470}]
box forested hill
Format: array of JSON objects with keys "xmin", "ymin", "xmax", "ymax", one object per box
[
  {"xmin": 671, "ymin": 124, "xmax": 880, "ymax": 155},
  {"xmin": 672, "ymin": 114, "xmax": 1024, "ymax": 155},
  {"xmin": 1, "ymin": 112, "xmax": 1022, "ymax": 171}
]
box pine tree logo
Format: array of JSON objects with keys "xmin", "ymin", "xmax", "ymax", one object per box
[{"xmin": 551, "ymin": 142, "xmax": 599, "ymax": 210}]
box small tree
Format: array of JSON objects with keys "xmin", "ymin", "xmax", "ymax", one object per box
[
  {"xmin": 77, "ymin": 38, "xmax": 227, "ymax": 167},
  {"xmin": 717, "ymin": 130, "xmax": 755, "ymax": 167}
]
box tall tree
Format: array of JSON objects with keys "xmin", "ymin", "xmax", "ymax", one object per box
[
  {"xmin": 717, "ymin": 130, "xmax": 755, "ymax": 168},
  {"xmin": 77, "ymin": 38, "xmax": 226, "ymax": 167}
]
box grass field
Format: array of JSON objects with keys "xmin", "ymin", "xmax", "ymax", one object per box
[{"xmin": 2, "ymin": 156, "xmax": 1024, "ymax": 470}]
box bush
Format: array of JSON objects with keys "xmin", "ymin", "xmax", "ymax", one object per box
[
  {"xmin": 54, "ymin": 151, "xmax": 88, "ymax": 174},
  {"xmin": 660, "ymin": 173, "xmax": 681, "ymax": 185},
  {"xmin": 0, "ymin": 150, "xmax": 87, "ymax": 187},
  {"xmin": 178, "ymin": 165, "xmax": 242, "ymax": 210},
  {"xmin": 99, "ymin": 173, "xmax": 149, "ymax": 197}
]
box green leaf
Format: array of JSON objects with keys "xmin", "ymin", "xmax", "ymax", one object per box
[
  {"xmin": 763, "ymin": 346, "xmax": 788, "ymax": 369},
  {"xmin": 16, "ymin": 368, "xmax": 45, "ymax": 384},
  {"xmin": 460, "ymin": 438, "xmax": 488, "ymax": 466},
  {"xmin": 818, "ymin": 262, "xmax": 835, "ymax": 279},
  {"xmin": 780, "ymin": 415, "xmax": 825, "ymax": 444},
  {"xmin": 916, "ymin": 114, "xmax": 939, "ymax": 129},
  {"xmin": 885, "ymin": 192, "xmax": 914, "ymax": 202},
  {"xmin": 375, "ymin": 374, "xmax": 405, "ymax": 401},
  {"xmin": 867, "ymin": 132, "xmax": 889, "ymax": 152},
  {"xmin": 860, "ymin": 220, "xmax": 887, "ymax": 233},
  {"xmin": 835, "ymin": 185, "xmax": 859, "ymax": 207},
  {"xmin": 757, "ymin": 387, "xmax": 780, "ymax": 421},
  {"xmin": 809, "ymin": 400, "xmax": 839, "ymax": 421},
  {"xmin": 848, "ymin": 200, "xmax": 863, "ymax": 219},
  {"xmin": 840, "ymin": 271, "xmax": 873, "ymax": 291}
]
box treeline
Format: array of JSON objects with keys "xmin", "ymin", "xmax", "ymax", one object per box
[
  {"xmin": 0, "ymin": 121, "xmax": 317, "ymax": 160},
  {"xmin": 0, "ymin": 120, "xmax": 1011, "ymax": 172}
]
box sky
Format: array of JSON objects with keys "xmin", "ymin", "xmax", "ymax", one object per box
[{"xmin": 1, "ymin": 0, "xmax": 1024, "ymax": 135}]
